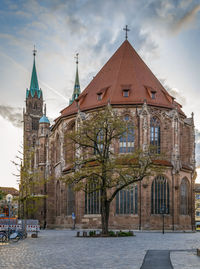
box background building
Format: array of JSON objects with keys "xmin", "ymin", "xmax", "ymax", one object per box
[
  {"xmin": 20, "ymin": 38, "xmax": 195, "ymax": 230},
  {"xmin": 0, "ymin": 187, "xmax": 19, "ymax": 218},
  {"xmin": 195, "ymin": 184, "xmax": 200, "ymax": 227}
]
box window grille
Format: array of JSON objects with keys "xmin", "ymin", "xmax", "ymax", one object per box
[
  {"xmin": 116, "ymin": 185, "xmax": 138, "ymax": 214},
  {"xmin": 85, "ymin": 183, "xmax": 101, "ymax": 214},
  {"xmin": 151, "ymin": 175, "xmax": 169, "ymax": 214},
  {"xmin": 119, "ymin": 115, "xmax": 134, "ymax": 153},
  {"xmin": 150, "ymin": 117, "xmax": 160, "ymax": 154},
  {"xmin": 180, "ymin": 178, "xmax": 189, "ymax": 215}
]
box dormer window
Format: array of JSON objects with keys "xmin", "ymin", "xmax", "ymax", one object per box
[
  {"xmin": 123, "ymin": 89, "xmax": 129, "ymax": 97},
  {"xmin": 97, "ymin": 93, "xmax": 102, "ymax": 101},
  {"xmin": 151, "ymin": 91, "xmax": 156, "ymax": 99}
]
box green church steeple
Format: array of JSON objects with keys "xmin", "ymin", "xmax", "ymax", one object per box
[
  {"xmin": 26, "ymin": 46, "xmax": 42, "ymax": 99},
  {"xmin": 69, "ymin": 53, "xmax": 81, "ymax": 105}
]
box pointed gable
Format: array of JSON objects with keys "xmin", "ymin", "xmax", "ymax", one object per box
[{"xmin": 61, "ymin": 40, "xmax": 181, "ymax": 118}]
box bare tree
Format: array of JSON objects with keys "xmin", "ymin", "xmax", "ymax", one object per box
[{"xmin": 13, "ymin": 145, "xmax": 46, "ymax": 219}]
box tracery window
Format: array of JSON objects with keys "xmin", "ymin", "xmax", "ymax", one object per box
[
  {"xmin": 150, "ymin": 117, "xmax": 160, "ymax": 154},
  {"xmin": 65, "ymin": 121, "xmax": 75, "ymax": 164},
  {"xmin": 32, "ymin": 119, "xmax": 39, "ymax": 130},
  {"xmin": 180, "ymin": 178, "xmax": 189, "ymax": 215},
  {"xmin": 67, "ymin": 185, "xmax": 75, "ymax": 216},
  {"xmin": 56, "ymin": 181, "xmax": 61, "ymax": 216},
  {"xmin": 116, "ymin": 184, "xmax": 138, "ymax": 214},
  {"xmin": 151, "ymin": 175, "xmax": 169, "ymax": 214},
  {"xmin": 94, "ymin": 129, "xmax": 104, "ymax": 154},
  {"xmin": 85, "ymin": 183, "xmax": 101, "ymax": 214},
  {"xmin": 119, "ymin": 115, "xmax": 134, "ymax": 153},
  {"xmin": 55, "ymin": 134, "xmax": 61, "ymax": 163},
  {"xmin": 33, "ymin": 102, "xmax": 37, "ymax": 110}
]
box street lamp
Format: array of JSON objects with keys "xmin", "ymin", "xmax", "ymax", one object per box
[
  {"xmin": 6, "ymin": 194, "xmax": 13, "ymax": 218},
  {"xmin": 161, "ymin": 205, "xmax": 165, "ymax": 234}
]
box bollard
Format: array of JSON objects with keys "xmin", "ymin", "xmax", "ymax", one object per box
[{"xmin": 77, "ymin": 231, "xmax": 80, "ymax": 237}]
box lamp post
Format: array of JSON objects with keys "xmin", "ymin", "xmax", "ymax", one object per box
[
  {"xmin": 161, "ymin": 205, "xmax": 165, "ymax": 234},
  {"xmin": 6, "ymin": 194, "xmax": 13, "ymax": 218}
]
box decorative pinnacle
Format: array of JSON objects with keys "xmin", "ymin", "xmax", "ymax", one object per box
[
  {"xmin": 75, "ymin": 53, "xmax": 79, "ymax": 64},
  {"xmin": 44, "ymin": 104, "xmax": 46, "ymax": 116},
  {"xmin": 123, "ymin": 25, "xmax": 130, "ymax": 40},
  {"xmin": 33, "ymin": 45, "xmax": 37, "ymax": 57}
]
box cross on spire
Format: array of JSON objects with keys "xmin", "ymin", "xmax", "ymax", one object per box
[
  {"xmin": 33, "ymin": 45, "xmax": 37, "ymax": 57},
  {"xmin": 75, "ymin": 53, "xmax": 79, "ymax": 64},
  {"xmin": 123, "ymin": 25, "xmax": 130, "ymax": 40}
]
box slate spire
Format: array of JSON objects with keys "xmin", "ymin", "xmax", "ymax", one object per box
[{"xmin": 69, "ymin": 53, "xmax": 81, "ymax": 105}]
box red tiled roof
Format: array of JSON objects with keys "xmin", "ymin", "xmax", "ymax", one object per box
[
  {"xmin": 60, "ymin": 40, "xmax": 183, "ymax": 119},
  {"xmin": 0, "ymin": 187, "xmax": 19, "ymax": 196}
]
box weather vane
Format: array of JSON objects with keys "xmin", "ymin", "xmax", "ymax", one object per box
[
  {"xmin": 75, "ymin": 53, "xmax": 79, "ymax": 64},
  {"xmin": 33, "ymin": 45, "xmax": 37, "ymax": 57},
  {"xmin": 123, "ymin": 25, "xmax": 130, "ymax": 40}
]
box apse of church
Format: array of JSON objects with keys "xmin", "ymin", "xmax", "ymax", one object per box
[{"xmin": 21, "ymin": 38, "xmax": 195, "ymax": 230}]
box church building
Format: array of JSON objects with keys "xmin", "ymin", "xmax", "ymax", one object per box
[{"xmin": 20, "ymin": 35, "xmax": 195, "ymax": 230}]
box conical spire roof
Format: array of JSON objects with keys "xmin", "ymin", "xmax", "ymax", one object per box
[
  {"xmin": 61, "ymin": 40, "xmax": 183, "ymax": 118},
  {"xmin": 26, "ymin": 49, "xmax": 42, "ymax": 99},
  {"xmin": 30, "ymin": 57, "xmax": 39, "ymax": 92},
  {"xmin": 69, "ymin": 54, "xmax": 81, "ymax": 105}
]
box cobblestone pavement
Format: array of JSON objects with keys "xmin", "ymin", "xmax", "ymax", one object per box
[{"xmin": 0, "ymin": 230, "xmax": 200, "ymax": 269}]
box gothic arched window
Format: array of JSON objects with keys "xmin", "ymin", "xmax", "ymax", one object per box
[
  {"xmin": 33, "ymin": 102, "xmax": 37, "ymax": 110},
  {"xmin": 151, "ymin": 175, "xmax": 169, "ymax": 214},
  {"xmin": 32, "ymin": 119, "xmax": 39, "ymax": 130},
  {"xmin": 119, "ymin": 115, "xmax": 134, "ymax": 153},
  {"xmin": 150, "ymin": 117, "xmax": 161, "ymax": 154},
  {"xmin": 55, "ymin": 134, "xmax": 61, "ymax": 163},
  {"xmin": 56, "ymin": 181, "xmax": 61, "ymax": 216},
  {"xmin": 67, "ymin": 184, "xmax": 75, "ymax": 216},
  {"xmin": 180, "ymin": 178, "xmax": 189, "ymax": 215},
  {"xmin": 65, "ymin": 121, "xmax": 75, "ymax": 164},
  {"xmin": 116, "ymin": 184, "xmax": 138, "ymax": 214},
  {"xmin": 94, "ymin": 129, "xmax": 104, "ymax": 154},
  {"xmin": 85, "ymin": 183, "xmax": 101, "ymax": 214}
]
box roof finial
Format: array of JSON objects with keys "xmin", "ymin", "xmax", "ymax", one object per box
[
  {"xmin": 44, "ymin": 103, "xmax": 46, "ymax": 116},
  {"xmin": 123, "ymin": 25, "xmax": 130, "ymax": 40},
  {"xmin": 69, "ymin": 53, "xmax": 81, "ymax": 105},
  {"xmin": 33, "ymin": 45, "xmax": 37, "ymax": 58}
]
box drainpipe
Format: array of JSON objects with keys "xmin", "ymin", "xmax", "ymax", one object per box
[
  {"xmin": 137, "ymin": 107, "xmax": 142, "ymax": 230},
  {"xmin": 171, "ymin": 169, "xmax": 175, "ymax": 231}
]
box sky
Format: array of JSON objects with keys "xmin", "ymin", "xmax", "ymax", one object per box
[{"xmin": 0, "ymin": 0, "xmax": 200, "ymax": 189}]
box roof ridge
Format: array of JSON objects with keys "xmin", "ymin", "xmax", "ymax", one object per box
[{"xmin": 109, "ymin": 41, "xmax": 127, "ymax": 101}]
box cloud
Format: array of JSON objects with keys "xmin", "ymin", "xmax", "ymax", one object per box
[
  {"xmin": 159, "ymin": 79, "xmax": 186, "ymax": 106},
  {"xmin": 173, "ymin": 4, "xmax": 200, "ymax": 33},
  {"xmin": 0, "ymin": 105, "xmax": 22, "ymax": 128}
]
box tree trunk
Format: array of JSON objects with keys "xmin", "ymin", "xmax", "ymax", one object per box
[{"xmin": 101, "ymin": 195, "xmax": 110, "ymax": 235}]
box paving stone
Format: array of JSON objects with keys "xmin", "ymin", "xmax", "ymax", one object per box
[{"xmin": 0, "ymin": 230, "xmax": 200, "ymax": 268}]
